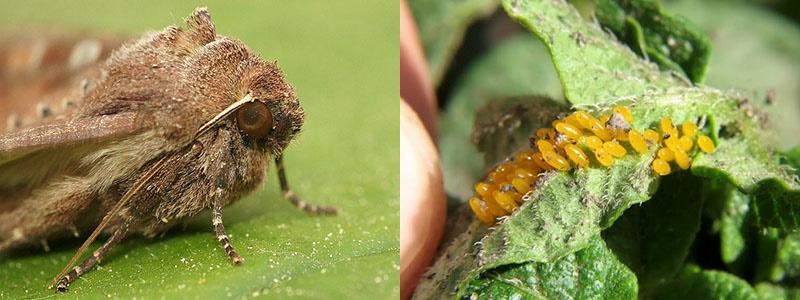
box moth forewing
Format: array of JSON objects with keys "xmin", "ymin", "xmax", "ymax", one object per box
[
  {"xmin": 0, "ymin": 113, "xmax": 147, "ymax": 164},
  {"xmin": 0, "ymin": 7, "xmax": 336, "ymax": 292}
]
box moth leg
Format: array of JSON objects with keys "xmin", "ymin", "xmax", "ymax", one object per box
[
  {"xmin": 56, "ymin": 225, "xmax": 128, "ymax": 292},
  {"xmin": 275, "ymin": 156, "xmax": 337, "ymax": 215},
  {"xmin": 213, "ymin": 201, "xmax": 244, "ymax": 265}
]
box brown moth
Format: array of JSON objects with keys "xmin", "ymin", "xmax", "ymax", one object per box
[{"xmin": 0, "ymin": 7, "xmax": 336, "ymax": 292}]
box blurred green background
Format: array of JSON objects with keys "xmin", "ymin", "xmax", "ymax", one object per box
[{"xmin": 0, "ymin": 1, "xmax": 398, "ymax": 299}]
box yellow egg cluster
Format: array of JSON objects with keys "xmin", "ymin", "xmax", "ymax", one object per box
[{"xmin": 469, "ymin": 106, "xmax": 716, "ymax": 225}]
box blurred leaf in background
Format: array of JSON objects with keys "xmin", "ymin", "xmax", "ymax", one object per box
[
  {"xmin": 0, "ymin": 1, "xmax": 398, "ymax": 299},
  {"xmin": 666, "ymin": 0, "xmax": 800, "ymax": 151},
  {"xmin": 594, "ymin": 0, "xmax": 711, "ymax": 83},
  {"xmin": 408, "ymin": 0, "xmax": 497, "ymax": 86}
]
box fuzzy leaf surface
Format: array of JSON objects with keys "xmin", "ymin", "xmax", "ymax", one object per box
[
  {"xmin": 503, "ymin": 0, "xmax": 686, "ymax": 105},
  {"xmin": 461, "ymin": 237, "xmax": 637, "ymax": 300}
]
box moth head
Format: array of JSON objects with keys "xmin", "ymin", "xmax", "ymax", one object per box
[
  {"xmin": 82, "ymin": 8, "xmax": 306, "ymax": 156},
  {"xmin": 237, "ymin": 66, "xmax": 305, "ymax": 155},
  {"xmin": 168, "ymin": 8, "xmax": 305, "ymax": 156},
  {"xmin": 194, "ymin": 73, "xmax": 304, "ymax": 158}
]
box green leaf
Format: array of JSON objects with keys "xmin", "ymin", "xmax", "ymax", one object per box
[
  {"xmin": 0, "ymin": 1, "xmax": 398, "ymax": 299},
  {"xmin": 602, "ymin": 172, "xmax": 705, "ymax": 294},
  {"xmin": 719, "ymin": 187, "xmax": 754, "ymax": 264},
  {"xmin": 503, "ymin": 0, "xmax": 686, "ymax": 105},
  {"xmin": 655, "ymin": 265, "xmax": 758, "ymax": 300},
  {"xmin": 407, "ymin": 0, "xmax": 499, "ymax": 85},
  {"xmin": 748, "ymin": 144, "xmax": 800, "ymax": 284},
  {"xmin": 746, "ymin": 179, "xmax": 800, "ymax": 233},
  {"xmin": 461, "ymin": 236, "xmax": 638, "ymax": 299},
  {"xmin": 439, "ymin": 34, "xmax": 562, "ymax": 199},
  {"xmin": 706, "ymin": 180, "xmax": 757, "ymax": 276},
  {"xmin": 754, "ymin": 229, "xmax": 800, "ymax": 283},
  {"xmin": 775, "ymin": 232, "xmax": 800, "ymax": 281},
  {"xmin": 755, "ymin": 282, "xmax": 800, "ymax": 300},
  {"xmin": 787, "ymin": 146, "xmax": 800, "ymax": 177},
  {"xmin": 666, "ymin": 0, "xmax": 800, "ymax": 150},
  {"xmin": 595, "ymin": 0, "xmax": 711, "ymax": 83},
  {"xmin": 754, "ymin": 228, "xmax": 782, "ymax": 283}
]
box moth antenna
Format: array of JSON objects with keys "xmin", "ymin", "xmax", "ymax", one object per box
[
  {"xmin": 48, "ymin": 155, "xmax": 170, "ymax": 289},
  {"xmin": 194, "ymin": 93, "xmax": 255, "ymax": 139}
]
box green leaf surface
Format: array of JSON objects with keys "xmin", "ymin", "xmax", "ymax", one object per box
[
  {"xmin": 461, "ymin": 236, "xmax": 638, "ymax": 300},
  {"xmin": 703, "ymin": 180, "xmax": 757, "ymax": 276},
  {"xmin": 666, "ymin": 0, "xmax": 800, "ymax": 150},
  {"xmin": 755, "ymin": 282, "xmax": 800, "ymax": 300},
  {"xmin": 595, "ymin": 0, "xmax": 711, "ymax": 83},
  {"xmin": 719, "ymin": 187, "xmax": 754, "ymax": 265},
  {"xmin": 503, "ymin": 0, "xmax": 686, "ymax": 105},
  {"xmin": 439, "ymin": 34, "xmax": 562, "ymax": 199},
  {"xmin": 655, "ymin": 264, "xmax": 758, "ymax": 300},
  {"xmin": 602, "ymin": 172, "xmax": 705, "ymax": 294},
  {"xmin": 754, "ymin": 229, "xmax": 800, "ymax": 284},
  {"xmin": 788, "ymin": 146, "xmax": 800, "ymax": 177},
  {"xmin": 755, "ymin": 228, "xmax": 782, "ymax": 283},
  {"xmin": 407, "ymin": 0, "xmax": 499, "ymax": 85},
  {"xmin": 749, "ymin": 144, "xmax": 800, "ymax": 285},
  {"xmin": 775, "ymin": 232, "xmax": 800, "ymax": 281},
  {"xmin": 0, "ymin": 1, "xmax": 398, "ymax": 299}
]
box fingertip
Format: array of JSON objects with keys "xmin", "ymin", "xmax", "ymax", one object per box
[
  {"xmin": 401, "ymin": 0, "xmax": 438, "ymax": 140},
  {"xmin": 400, "ymin": 100, "xmax": 446, "ymax": 300}
]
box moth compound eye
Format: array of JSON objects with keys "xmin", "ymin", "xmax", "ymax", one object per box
[{"xmin": 236, "ymin": 102, "xmax": 273, "ymax": 138}]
